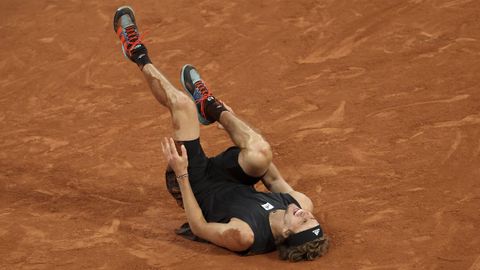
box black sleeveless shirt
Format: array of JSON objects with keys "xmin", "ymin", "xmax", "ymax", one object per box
[{"xmin": 198, "ymin": 183, "xmax": 300, "ymax": 255}]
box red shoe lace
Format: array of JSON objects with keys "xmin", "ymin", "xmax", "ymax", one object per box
[
  {"xmin": 117, "ymin": 26, "xmax": 145, "ymax": 55},
  {"xmin": 194, "ymin": 81, "xmax": 212, "ymax": 119}
]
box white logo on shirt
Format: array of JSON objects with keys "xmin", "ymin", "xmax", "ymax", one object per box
[
  {"xmin": 261, "ymin": 202, "xmax": 274, "ymax": 211},
  {"xmin": 312, "ymin": 229, "xmax": 321, "ymax": 236}
]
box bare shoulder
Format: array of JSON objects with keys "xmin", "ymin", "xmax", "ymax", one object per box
[{"xmin": 288, "ymin": 190, "xmax": 314, "ymax": 212}]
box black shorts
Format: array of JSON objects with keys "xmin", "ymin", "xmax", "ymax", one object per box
[{"xmin": 183, "ymin": 138, "xmax": 262, "ymax": 204}]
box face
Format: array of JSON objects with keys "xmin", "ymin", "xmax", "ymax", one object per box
[{"xmin": 283, "ymin": 204, "xmax": 319, "ymax": 234}]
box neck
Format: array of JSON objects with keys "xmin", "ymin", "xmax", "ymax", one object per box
[{"xmin": 269, "ymin": 210, "xmax": 286, "ymax": 243}]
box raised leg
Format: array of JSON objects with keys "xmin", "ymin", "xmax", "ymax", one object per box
[
  {"xmin": 113, "ymin": 7, "xmax": 198, "ymax": 141},
  {"xmin": 142, "ymin": 64, "xmax": 199, "ymax": 141},
  {"xmin": 177, "ymin": 65, "xmax": 272, "ymax": 177}
]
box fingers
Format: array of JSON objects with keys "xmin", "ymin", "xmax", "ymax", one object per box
[
  {"xmin": 162, "ymin": 137, "xmax": 188, "ymax": 160},
  {"xmin": 162, "ymin": 137, "xmax": 172, "ymax": 160},
  {"xmin": 180, "ymin": 144, "xmax": 187, "ymax": 158},
  {"xmin": 162, "ymin": 137, "xmax": 189, "ymax": 174},
  {"xmin": 163, "ymin": 137, "xmax": 183, "ymax": 157},
  {"xmin": 169, "ymin": 137, "xmax": 178, "ymax": 157}
]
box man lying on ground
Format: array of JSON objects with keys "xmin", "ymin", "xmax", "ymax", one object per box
[{"xmin": 113, "ymin": 6, "xmax": 329, "ymax": 261}]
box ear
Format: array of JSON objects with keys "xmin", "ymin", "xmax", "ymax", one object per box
[{"xmin": 281, "ymin": 227, "xmax": 292, "ymax": 239}]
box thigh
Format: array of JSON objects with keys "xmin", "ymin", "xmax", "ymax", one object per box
[
  {"xmin": 210, "ymin": 146, "xmax": 264, "ymax": 186},
  {"xmin": 176, "ymin": 138, "xmax": 212, "ymax": 202},
  {"xmin": 183, "ymin": 138, "xmax": 208, "ymax": 175}
]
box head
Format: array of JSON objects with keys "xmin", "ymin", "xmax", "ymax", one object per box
[{"xmin": 275, "ymin": 204, "xmax": 329, "ymax": 262}]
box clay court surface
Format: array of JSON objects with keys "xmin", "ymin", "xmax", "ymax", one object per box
[{"xmin": 1, "ymin": 0, "xmax": 480, "ymax": 269}]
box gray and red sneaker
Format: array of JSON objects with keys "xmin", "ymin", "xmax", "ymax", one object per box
[
  {"xmin": 113, "ymin": 6, "xmax": 150, "ymax": 66},
  {"xmin": 180, "ymin": 64, "xmax": 227, "ymax": 125}
]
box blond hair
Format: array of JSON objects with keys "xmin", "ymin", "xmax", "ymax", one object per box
[{"xmin": 277, "ymin": 236, "xmax": 329, "ymax": 262}]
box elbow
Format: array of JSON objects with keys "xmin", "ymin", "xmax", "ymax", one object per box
[
  {"xmin": 238, "ymin": 230, "xmax": 254, "ymax": 250},
  {"xmin": 241, "ymin": 232, "xmax": 254, "ymax": 250},
  {"xmin": 224, "ymin": 229, "xmax": 254, "ymax": 252},
  {"xmin": 189, "ymin": 223, "xmax": 204, "ymax": 237}
]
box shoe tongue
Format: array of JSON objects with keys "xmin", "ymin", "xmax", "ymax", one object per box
[
  {"xmin": 120, "ymin": 15, "xmax": 134, "ymax": 28},
  {"xmin": 189, "ymin": 70, "xmax": 202, "ymax": 84}
]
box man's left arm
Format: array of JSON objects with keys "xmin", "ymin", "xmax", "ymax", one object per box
[{"xmin": 261, "ymin": 163, "xmax": 314, "ymax": 211}]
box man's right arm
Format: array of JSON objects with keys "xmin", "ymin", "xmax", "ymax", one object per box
[{"xmin": 177, "ymin": 175, "xmax": 254, "ymax": 252}]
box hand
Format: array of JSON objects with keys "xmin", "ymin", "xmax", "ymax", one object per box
[{"xmin": 161, "ymin": 137, "xmax": 188, "ymax": 177}]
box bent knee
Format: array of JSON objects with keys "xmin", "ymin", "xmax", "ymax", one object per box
[
  {"xmin": 168, "ymin": 92, "xmax": 195, "ymax": 110},
  {"xmin": 252, "ymin": 140, "xmax": 272, "ymax": 163},
  {"xmin": 240, "ymin": 141, "xmax": 272, "ymax": 177}
]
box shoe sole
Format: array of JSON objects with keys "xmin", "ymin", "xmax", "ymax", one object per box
[
  {"xmin": 180, "ymin": 64, "xmax": 212, "ymax": 125},
  {"xmin": 113, "ymin": 5, "xmax": 136, "ymax": 32}
]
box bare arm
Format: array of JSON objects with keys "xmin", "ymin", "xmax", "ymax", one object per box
[
  {"xmin": 162, "ymin": 138, "xmax": 253, "ymax": 252},
  {"xmin": 176, "ymin": 176, "xmax": 253, "ymax": 251},
  {"xmin": 261, "ymin": 163, "xmax": 293, "ymax": 193},
  {"xmin": 261, "ymin": 163, "xmax": 314, "ymax": 211}
]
